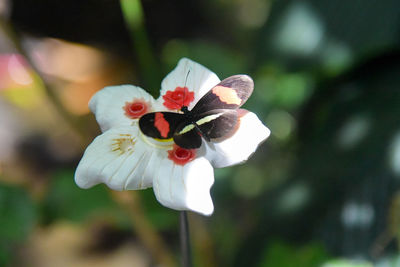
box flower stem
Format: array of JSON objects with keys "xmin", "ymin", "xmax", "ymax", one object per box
[
  {"xmin": 180, "ymin": 211, "xmax": 192, "ymax": 267},
  {"xmin": 119, "ymin": 0, "xmax": 161, "ymax": 96}
]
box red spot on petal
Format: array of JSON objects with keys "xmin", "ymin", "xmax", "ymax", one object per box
[
  {"xmin": 163, "ymin": 87, "xmax": 194, "ymax": 110},
  {"xmin": 155, "ymin": 113, "xmax": 170, "ymax": 138},
  {"xmin": 123, "ymin": 98, "xmax": 149, "ymax": 119},
  {"xmin": 168, "ymin": 144, "xmax": 196, "ymax": 165}
]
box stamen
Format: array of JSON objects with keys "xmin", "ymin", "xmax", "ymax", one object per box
[{"xmin": 111, "ymin": 135, "xmax": 136, "ymax": 155}]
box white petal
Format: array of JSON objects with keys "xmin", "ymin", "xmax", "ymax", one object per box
[
  {"xmin": 153, "ymin": 155, "xmax": 214, "ymax": 216},
  {"xmin": 89, "ymin": 85, "xmax": 155, "ymax": 132},
  {"xmin": 75, "ymin": 126, "xmax": 154, "ymax": 191},
  {"xmin": 205, "ymin": 111, "xmax": 270, "ymax": 168},
  {"xmin": 125, "ymin": 148, "xmax": 160, "ymax": 190},
  {"xmin": 158, "ymin": 58, "xmax": 220, "ymax": 110}
]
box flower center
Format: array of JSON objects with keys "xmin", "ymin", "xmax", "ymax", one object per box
[
  {"xmin": 123, "ymin": 99, "xmax": 149, "ymax": 119},
  {"xmin": 111, "ymin": 134, "xmax": 136, "ymax": 155},
  {"xmin": 168, "ymin": 145, "xmax": 196, "ymax": 165},
  {"xmin": 163, "ymin": 87, "xmax": 195, "ymax": 110}
]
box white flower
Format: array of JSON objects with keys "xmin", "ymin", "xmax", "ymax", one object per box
[{"xmin": 75, "ymin": 58, "xmax": 270, "ymax": 216}]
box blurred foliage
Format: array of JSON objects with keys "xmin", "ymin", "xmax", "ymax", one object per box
[
  {"xmin": 322, "ymin": 259, "xmax": 373, "ymax": 267},
  {"xmin": 0, "ymin": 183, "xmax": 37, "ymax": 266},
  {"xmin": 43, "ymin": 169, "xmax": 125, "ymax": 223},
  {"xmin": 0, "ymin": 0, "xmax": 400, "ymax": 266},
  {"xmin": 260, "ymin": 241, "xmax": 329, "ymax": 267}
]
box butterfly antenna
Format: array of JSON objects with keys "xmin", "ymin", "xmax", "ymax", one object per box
[
  {"xmin": 164, "ymin": 95, "xmax": 182, "ymax": 108},
  {"xmin": 182, "ymin": 69, "xmax": 191, "ymax": 109},
  {"xmin": 163, "ymin": 69, "xmax": 192, "ymax": 111}
]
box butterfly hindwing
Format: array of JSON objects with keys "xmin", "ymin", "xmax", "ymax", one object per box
[
  {"xmin": 194, "ymin": 109, "xmax": 238, "ymax": 140},
  {"xmin": 173, "ymin": 122, "xmax": 203, "ymax": 149},
  {"xmin": 191, "ymin": 75, "xmax": 254, "ymax": 114},
  {"xmin": 173, "ymin": 109, "xmax": 238, "ymax": 149},
  {"xmin": 139, "ymin": 112, "xmax": 184, "ymax": 140}
]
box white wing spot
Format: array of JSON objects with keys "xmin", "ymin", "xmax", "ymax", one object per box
[
  {"xmin": 196, "ymin": 113, "xmax": 224, "ymax": 126},
  {"xmin": 179, "ymin": 124, "xmax": 195, "ymax": 135}
]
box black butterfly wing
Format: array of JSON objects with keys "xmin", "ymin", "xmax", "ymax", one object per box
[
  {"xmin": 139, "ymin": 112, "xmax": 184, "ymax": 140},
  {"xmin": 191, "ymin": 75, "xmax": 254, "ymax": 114},
  {"xmin": 172, "ymin": 122, "xmax": 203, "ymax": 149},
  {"xmin": 140, "ymin": 75, "xmax": 251, "ymax": 148},
  {"xmin": 173, "ymin": 109, "xmax": 238, "ymax": 149},
  {"xmin": 195, "ymin": 109, "xmax": 238, "ymax": 140}
]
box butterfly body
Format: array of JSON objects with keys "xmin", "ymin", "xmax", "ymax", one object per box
[{"xmin": 139, "ymin": 75, "xmax": 253, "ymax": 149}]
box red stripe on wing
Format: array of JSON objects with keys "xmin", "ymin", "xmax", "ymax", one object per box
[{"xmin": 154, "ymin": 113, "xmax": 170, "ymax": 138}]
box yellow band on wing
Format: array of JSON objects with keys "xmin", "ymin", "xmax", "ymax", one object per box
[{"xmin": 154, "ymin": 137, "xmax": 173, "ymax": 142}]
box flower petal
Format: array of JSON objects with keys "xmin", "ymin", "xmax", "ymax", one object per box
[
  {"xmin": 205, "ymin": 110, "xmax": 270, "ymax": 168},
  {"xmin": 158, "ymin": 58, "xmax": 220, "ymax": 110},
  {"xmin": 89, "ymin": 85, "xmax": 155, "ymax": 132},
  {"xmin": 75, "ymin": 126, "xmax": 154, "ymax": 191},
  {"xmin": 152, "ymin": 155, "xmax": 214, "ymax": 215}
]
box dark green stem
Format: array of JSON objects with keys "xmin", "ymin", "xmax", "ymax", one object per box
[
  {"xmin": 119, "ymin": 0, "xmax": 161, "ymax": 96},
  {"xmin": 180, "ymin": 211, "xmax": 192, "ymax": 267}
]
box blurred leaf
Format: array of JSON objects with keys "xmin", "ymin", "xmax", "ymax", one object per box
[
  {"xmin": 0, "ymin": 182, "xmax": 37, "ymax": 242},
  {"xmin": 0, "ymin": 182, "xmax": 37, "ymax": 266},
  {"xmin": 44, "ymin": 169, "xmax": 177, "ymax": 231},
  {"xmin": 321, "ymin": 259, "xmax": 373, "ymax": 267},
  {"xmin": 162, "ymin": 40, "xmax": 247, "ymax": 78},
  {"xmin": 1, "ymin": 74, "xmax": 45, "ymax": 109},
  {"xmin": 120, "ymin": 0, "xmax": 161, "ymax": 93},
  {"xmin": 259, "ymin": 241, "xmax": 329, "ymax": 267},
  {"xmin": 376, "ymin": 254, "xmax": 400, "ymax": 266},
  {"xmin": 140, "ymin": 189, "xmax": 178, "ymax": 231},
  {"xmin": 0, "ymin": 54, "xmax": 46, "ymax": 108},
  {"xmin": 120, "ymin": 0, "xmax": 143, "ymax": 30},
  {"xmin": 213, "ymin": 217, "xmax": 240, "ymax": 266},
  {"xmin": 253, "ymin": 66, "xmax": 314, "ymax": 111},
  {"xmin": 0, "ymin": 249, "xmax": 8, "ymax": 267},
  {"xmin": 389, "ymin": 191, "xmax": 400, "ymax": 248},
  {"xmin": 44, "ymin": 169, "xmax": 127, "ymax": 225}
]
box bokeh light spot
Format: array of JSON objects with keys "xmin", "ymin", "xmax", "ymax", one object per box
[
  {"xmin": 232, "ymin": 168, "xmax": 265, "ymax": 198},
  {"xmin": 236, "ymin": 0, "xmax": 270, "ymax": 29},
  {"xmin": 266, "ymin": 110, "xmax": 295, "ymax": 140},
  {"xmin": 337, "ymin": 115, "xmax": 370, "ymax": 149},
  {"xmin": 276, "ymin": 183, "xmax": 310, "ymax": 214},
  {"xmin": 8, "ymin": 55, "xmax": 33, "ymax": 86},
  {"xmin": 341, "ymin": 202, "xmax": 374, "ymax": 228},
  {"xmin": 389, "ymin": 131, "xmax": 400, "ymax": 176},
  {"xmin": 272, "ymin": 2, "xmax": 324, "ymax": 56}
]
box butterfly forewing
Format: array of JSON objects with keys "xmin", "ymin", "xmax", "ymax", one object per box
[
  {"xmin": 139, "ymin": 112, "xmax": 184, "ymax": 140},
  {"xmin": 191, "ymin": 75, "xmax": 254, "ymax": 114}
]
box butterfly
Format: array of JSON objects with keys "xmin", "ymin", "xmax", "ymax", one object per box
[{"xmin": 139, "ymin": 75, "xmax": 254, "ymax": 149}]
